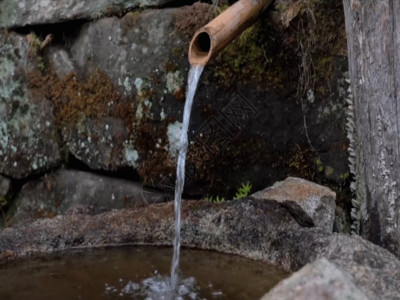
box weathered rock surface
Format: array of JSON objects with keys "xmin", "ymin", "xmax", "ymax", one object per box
[
  {"xmin": 8, "ymin": 169, "xmax": 166, "ymax": 225},
  {"xmin": 0, "ymin": 32, "xmax": 61, "ymax": 179},
  {"xmin": 40, "ymin": 2, "xmax": 348, "ymax": 198},
  {"xmin": 0, "ymin": 199, "xmax": 399, "ymax": 299},
  {"xmin": 48, "ymin": 8, "xmax": 194, "ymax": 178},
  {"xmin": 261, "ymin": 258, "xmax": 369, "ymax": 300},
  {"xmin": 48, "ymin": 47, "xmax": 75, "ymax": 79},
  {"xmin": 0, "ymin": 2, "xmax": 350, "ymax": 198},
  {"xmin": 251, "ymin": 177, "xmax": 336, "ymax": 232},
  {"xmin": 0, "ymin": 0, "xmax": 175, "ymax": 28},
  {"xmin": 69, "ymin": 9, "xmax": 190, "ymax": 90}
]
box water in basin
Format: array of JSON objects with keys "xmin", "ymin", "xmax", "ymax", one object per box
[{"xmin": 0, "ymin": 246, "xmax": 288, "ymax": 299}]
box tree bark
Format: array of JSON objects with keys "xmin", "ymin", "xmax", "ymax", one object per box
[{"xmin": 343, "ymin": 0, "xmax": 400, "ymax": 256}]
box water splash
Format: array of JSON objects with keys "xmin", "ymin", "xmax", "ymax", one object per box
[
  {"xmin": 105, "ymin": 275, "xmax": 198, "ymax": 299},
  {"xmin": 170, "ymin": 65, "xmax": 204, "ymax": 294}
]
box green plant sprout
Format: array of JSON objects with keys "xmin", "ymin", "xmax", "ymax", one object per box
[
  {"xmin": 234, "ymin": 181, "xmax": 252, "ymax": 199},
  {"xmin": 315, "ymin": 158, "xmax": 324, "ymax": 173},
  {"xmin": 203, "ymin": 181, "xmax": 252, "ymax": 203},
  {"xmin": 204, "ymin": 195, "xmax": 225, "ymax": 203},
  {"xmin": 0, "ymin": 197, "xmax": 7, "ymax": 207}
]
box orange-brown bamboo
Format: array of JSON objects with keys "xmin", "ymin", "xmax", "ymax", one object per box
[{"xmin": 188, "ymin": 0, "xmax": 273, "ymax": 66}]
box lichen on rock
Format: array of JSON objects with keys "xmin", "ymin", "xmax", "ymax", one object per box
[
  {"xmin": 0, "ymin": 32, "xmax": 61, "ymax": 179},
  {"xmin": 0, "ymin": 1, "xmax": 351, "ymax": 205}
]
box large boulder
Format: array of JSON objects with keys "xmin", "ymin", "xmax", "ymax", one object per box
[
  {"xmin": 15, "ymin": 4, "xmax": 214, "ymax": 187},
  {"xmin": 251, "ymin": 177, "xmax": 336, "ymax": 232},
  {"xmin": 47, "ymin": 8, "xmax": 197, "ymax": 179},
  {"xmin": 8, "ymin": 169, "xmax": 167, "ymax": 225},
  {"xmin": 0, "ymin": 32, "xmax": 61, "ymax": 179},
  {"xmin": 261, "ymin": 258, "xmax": 369, "ymax": 300},
  {"xmin": 0, "ymin": 0, "xmax": 176, "ymax": 28}
]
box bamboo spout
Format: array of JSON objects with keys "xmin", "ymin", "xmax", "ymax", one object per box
[{"xmin": 188, "ymin": 0, "xmax": 273, "ymax": 66}]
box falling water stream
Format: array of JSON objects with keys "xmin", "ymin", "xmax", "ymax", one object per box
[{"xmin": 170, "ymin": 65, "xmax": 204, "ymax": 295}]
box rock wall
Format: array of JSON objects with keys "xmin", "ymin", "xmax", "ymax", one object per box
[{"xmin": 0, "ymin": 1, "xmax": 350, "ymax": 228}]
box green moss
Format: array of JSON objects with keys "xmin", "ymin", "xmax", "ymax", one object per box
[
  {"xmin": 212, "ymin": 0, "xmax": 346, "ymax": 97},
  {"xmin": 314, "ymin": 56, "xmax": 334, "ymax": 95},
  {"xmin": 214, "ymin": 4, "xmax": 229, "ymax": 16},
  {"xmin": 172, "ymin": 47, "xmax": 181, "ymax": 56},
  {"xmin": 339, "ymin": 171, "xmax": 349, "ymax": 181},
  {"xmin": 316, "ymin": 56, "xmax": 334, "ymax": 80},
  {"xmin": 316, "ymin": 56, "xmax": 334, "ymax": 70},
  {"xmin": 214, "ymin": 22, "xmax": 266, "ymax": 83},
  {"xmin": 213, "ymin": 18, "xmax": 297, "ymax": 95},
  {"xmin": 275, "ymin": 3, "xmax": 286, "ymax": 12}
]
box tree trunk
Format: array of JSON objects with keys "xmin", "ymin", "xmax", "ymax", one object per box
[{"xmin": 343, "ymin": 0, "xmax": 400, "ymax": 256}]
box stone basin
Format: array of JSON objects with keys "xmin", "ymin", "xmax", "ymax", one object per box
[
  {"xmin": 0, "ymin": 246, "xmax": 289, "ymax": 299},
  {"xmin": 1, "ymin": 177, "xmax": 399, "ymax": 299}
]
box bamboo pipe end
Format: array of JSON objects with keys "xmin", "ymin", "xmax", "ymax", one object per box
[{"xmin": 188, "ymin": 30, "xmax": 212, "ymax": 66}]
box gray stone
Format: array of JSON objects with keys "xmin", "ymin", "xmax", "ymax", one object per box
[
  {"xmin": 8, "ymin": 169, "xmax": 166, "ymax": 225},
  {"xmin": 0, "ymin": 0, "xmax": 175, "ymax": 28},
  {"xmin": 0, "ymin": 175, "xmax": 10, "ymax": 198},
  {"xmin": 65, "ymin": 117, "xmax": 133, "ymax": 171},
  {"xmin": 251, "ymin": 177, "xmax": 336, "ymax": 232},
  {"xmin": 50, "ymin": 8, "xmax": 193, "ymax": 175},
  {"xmin": 0, "ymin": 32, "xmax": 61, "ymax": 179},
  {"xmin": 261, "ymin": 258, "xmax": 369, "ymax": 300},
  {"xmin": 68, "ymin": 9, "xmax": 190, "ymax": 91},
  {"xmin": 48, "ymin": 47, "xmax": 75, "ymax": 78},
  {"xmin": 0, "ymin": 198, "xmax": 399, "ymax": 299}
]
